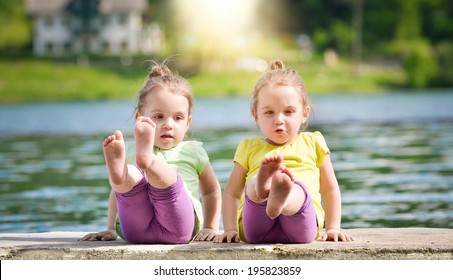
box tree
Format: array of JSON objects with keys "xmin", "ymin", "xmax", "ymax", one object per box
[{"xmin": 0, "ymin": 0, "xmax": 31, "ymax": 50}]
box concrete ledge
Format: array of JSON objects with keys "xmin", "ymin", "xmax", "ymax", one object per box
[{"xmin": 1, "ymin": 228, "xmax": 452, "ymax": 260}]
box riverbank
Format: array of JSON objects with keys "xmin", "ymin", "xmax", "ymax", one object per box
[
  {"xmin": 0, "ymin": 55, "xmax": 406, "ymax": 103},
  {"xmin": 1, "ymin": 228, "xmax": 452, "ymax": 260}
]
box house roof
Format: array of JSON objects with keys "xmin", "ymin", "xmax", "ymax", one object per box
[
  {"xmin": 99, "ymin": 0, "xmax": 148, "ymax": 14},
  {"xmin": 26, "ymin": 0, "xmax": 148, "ymax": 15},
  {"xmin": 26, "ymin": 0, "xmax": 71, "ymax": 15}
]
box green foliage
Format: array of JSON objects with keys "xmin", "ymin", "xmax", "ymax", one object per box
[
  {"xmin": 391, "ymin": 0, "xmax": 442, "ymax": 88},
  {"xmin": 434, "ymin": 42, "xmax": 453, "ymax": 86},
  {"xmin": 396, "ymin": 0, "xmax": 422, "ymax": 40},
  {"xmin": 402, "ymin": 40, "xmax": 438, "ymax": 88},
  {"xmin": 390, "ymin": 39, "xmax": 438, "ymax": 88},
  {"xmin": 0, "ymin": 0, "xmax": 31, "ymax": 48},
  {"xmin": 331, "ymin": 20, "xmax": 352, "ymax": 56},
  {"xmin": 312, "ymin": 29, "xmax": 330, "ymax": 52}
]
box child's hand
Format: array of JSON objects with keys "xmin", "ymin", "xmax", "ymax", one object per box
[
  {"xmin": 321, "ymin": 229, "xmax": 355, "ymax": 242},
  {"xmin": 193, "ymin": 228, "xmax": 218, "ymax": 241},
  {"xmin": 81, "ymin": 229, "xmax": 118, "ymax": 241},
  {"xmin": 213, "ymin": 230, "xmax": 240, "ymax": 243}
]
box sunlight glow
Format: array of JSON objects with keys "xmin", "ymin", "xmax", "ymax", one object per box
[{"xmin": 173, "ymin": 0, "xmax": 258, "ymax": 60}]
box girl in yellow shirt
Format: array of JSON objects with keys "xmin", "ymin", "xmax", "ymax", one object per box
[{"xmin": 215, "ymin": 60, "xmax": 354, "ymax": 243}]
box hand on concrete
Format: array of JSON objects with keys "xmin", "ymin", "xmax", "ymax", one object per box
[
  {"xmin": 81, "ymin": 229, "xmax": 118, "ymax": 241},
  {"xmin": 193, "ymin": 228, "xmax": 218, "ymax": 241},
  {"xmin": 213, "ymin": 230, "xmax": 240, "ymax": 243},
  {"xmin": 321, "ymin": 228, "xmax": 355, "ymax": 242}
]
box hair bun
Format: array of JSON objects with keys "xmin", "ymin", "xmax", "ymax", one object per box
[
  {"xmin": 269, "ymin": 59, "xmax": 284, "ymax": 70},
  {"xmin": 148, "ymin": 62, "xmax": 172, "ymax": 78}
]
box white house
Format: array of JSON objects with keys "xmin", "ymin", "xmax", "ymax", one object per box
[{"xmin": 26, "ymin": 0, "xmax": 160, "ymax": 56}]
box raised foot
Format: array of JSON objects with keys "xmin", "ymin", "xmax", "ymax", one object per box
[
  {"xmin": 134, "ymin": 116, "xmax": 156, "ymax": 170},
  {"xmin": 266, "ymin": 169, "xmax": 294, "ymax": 219},
  {"xmin": 256, "ymin": 154, "xmax": 284, "ymax": 200},
  {"xmin": 103, "ymin": 130, "xmax": 127, "ymax": 186}
]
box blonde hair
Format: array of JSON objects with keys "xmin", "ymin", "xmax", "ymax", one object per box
[
  {"xmin": 135, "ymin": 60, "xmax": 194, "ymax": 115},
  {"xmin": 251, "ymin": 59, "xmax": 310, "ymax": 128}
]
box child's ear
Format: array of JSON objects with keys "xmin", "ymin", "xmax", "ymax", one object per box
[
  {"xmin": 304, "ymin": 105, "xmax": 311, "ymax": 119},
  {"xmin": 187, "ymin": 115, "xmax": 192, "ymax": 127},
  {"xmin": 251, "ymin": 109, "xmax": 258, "ymax": 122},
  {"xmin": 134, "ymin": 112, "xmax": 141, "ymax": 120}
]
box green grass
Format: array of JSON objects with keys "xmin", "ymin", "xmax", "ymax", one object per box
[
  {"xmin": 0, "ymin": 59, "xmax": 143, "ymax": 103},
  {"xmin": 0, "ymin": 54, "xmax": 406, "ymax": 103}
]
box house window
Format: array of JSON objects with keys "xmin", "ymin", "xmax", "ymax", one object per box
[
  {"xmin": 101, "ymin": 15, "xmax": 109, "ymax": 26},
  {"xmin": 62, "ymin": 15, "xmax": 70, "ymax": 27},
  {"xmin": 118, "ymin": 14, "xmax": 127, "ymax": 25},
  {"xmin": 121, "ymin": 41, "xmax": 128, "ymax": 51},
  {"xmin": 64, "ymin": 42, "xmax": 72, "ymax": 52},
  {"xmin": 45, "ymin": 42, "xmax": 53, "ymax": 53},
  {"xmin": 44, "ymin": 16, "xmax": 53, "ymax": 26},
  {"xmin": 102, "ymin": 41, "xmax": 109, "ymax": 52}
]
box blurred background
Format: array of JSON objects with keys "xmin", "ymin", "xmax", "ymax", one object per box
[{"xmin": 0, "ymin": 0, "xmax": 452, "ymax": 233}]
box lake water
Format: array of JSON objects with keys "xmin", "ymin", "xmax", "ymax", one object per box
[{"xmin": 1, "ymin": 91, "xmax": 453, "ymax": 233}]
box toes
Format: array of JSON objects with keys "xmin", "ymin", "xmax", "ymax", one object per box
[{"xmin": 114, "ymin": 130, "xmax": 123, "ymax": 140}]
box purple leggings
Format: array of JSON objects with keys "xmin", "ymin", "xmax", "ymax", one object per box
[
  {"xmin": 115, "ymin": 174, "xmax": 195, "ymax": 244},
  {"xmin": 242, "ymin": 181, "xmax": 318, "ymax": 244}
]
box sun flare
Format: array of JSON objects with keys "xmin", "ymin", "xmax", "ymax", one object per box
[{"xmin": 173, "ymin": 0, "xmax": 258, "ymax": 58}]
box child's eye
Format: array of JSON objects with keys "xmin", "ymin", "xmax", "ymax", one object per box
[
  {"xmin": 153, "ymin": 114, "xmax": 163, "ymax": 119},
  {"xmin": 264, "ymin": 111, "xmax": 273, "ymax": 115},
  {"xmin": 285, "ymin": 110, "xmax": 295, "ymax": 114},
  {"xmin": 174, "ymin": 115, "xmax": 184, "ymax": 121}
]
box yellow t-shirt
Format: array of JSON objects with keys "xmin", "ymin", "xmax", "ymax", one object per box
[{"xmin": 234, "ymin": 131, "xmax": 329, "ymax": 241}]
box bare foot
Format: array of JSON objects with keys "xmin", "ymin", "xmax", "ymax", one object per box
[
  {"xmin": 103, "ymin": 130, "xmax": 127, "ymax": 186},
  {"xmin": 266, "ymin": 168, "xmax": 294, "ymax": 219},
  {"xmin": 134, "ymin": 116, "xmax": 156, "ymax": 170},
  {"xmin": 256, "ymin": 155, "xmax": 284, "ymax": 199}
]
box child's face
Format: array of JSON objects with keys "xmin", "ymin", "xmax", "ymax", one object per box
[
  {"xmin": 252, "ymin": 85, "xmax": 309, "ymax": 145},
  {"xmin": 138, "ymin": 88, "xmax": 192, "ymax": 149}
]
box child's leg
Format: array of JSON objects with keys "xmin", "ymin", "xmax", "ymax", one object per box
[
  {"xmin": 243, "ymin": 155, "xmax": 313, "ymax": 243},
  {"xmin": 134, "ymin": 116, "xmax": 178, "ymax": 189},
  {"xmin": 148, "ymin": 174, "xmax": 195, "ymax": 243},
  {"xmin": 278, "ymin": 182, "xmax": 318, "ymax": 243},
  {"xmin": 242, "ymin": 181, "xmax": 317, "ymax": 244},
  {"xmin": 266, "ymin": 170, "xmax": 305, "ymax": 219},
  {"xmin": 103, "ymin": 130, "xmax": 143, "ymax": 193},
  {"xmin": 242, "ymin": 188, "xmax": 277, "ymax": 243},
  {"xmin": 116, "ymin": 172, "xmax": 195, "ymax": 244},
  {"xmin": 246, "ymin": 155, "xmax": 302, "ymax": 219},
  {"xmin": 115, "ymin": 171, "xmax": 155, "ymax": 243}
]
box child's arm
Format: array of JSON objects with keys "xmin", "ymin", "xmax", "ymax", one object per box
[
  {"xmin": 193, "ymin": 161, "xmax": 222, "ymax": 241},
  {"xmin": 319, "ymin": 154, "xmax": 354, "ymax": 242},
  {"xmin": 81, "ymin": 190, "xmax": 119, "ymax": 241},
  {"xmin": 105, "ymin": 190, "xmax": 119, "ymax": 237},
  {"xmin": 214, "ymin": 163, "xmax": 247, "ymax": 243}
]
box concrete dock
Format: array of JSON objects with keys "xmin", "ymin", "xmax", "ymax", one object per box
[{"xmin": 1, "ymin": 228, "xmax": 452, "ymax": 260}]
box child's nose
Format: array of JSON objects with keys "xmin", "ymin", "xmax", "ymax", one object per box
[
  {"xmin": 274, "ymin": 113, "xmax": 284, "ymax": 124},
  {"xmin": 163, "ymin": 118, "xmax": 173, "ymax": 129}
]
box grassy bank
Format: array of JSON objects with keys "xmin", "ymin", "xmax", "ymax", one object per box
[{"xmin": 0, "ymin": 54, "xmax": 406, "ymax": 103}]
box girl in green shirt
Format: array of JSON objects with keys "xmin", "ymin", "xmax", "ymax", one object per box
[{"xmin": 82, "ymin": 61, "xmax": 221, "ymax": 244}]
